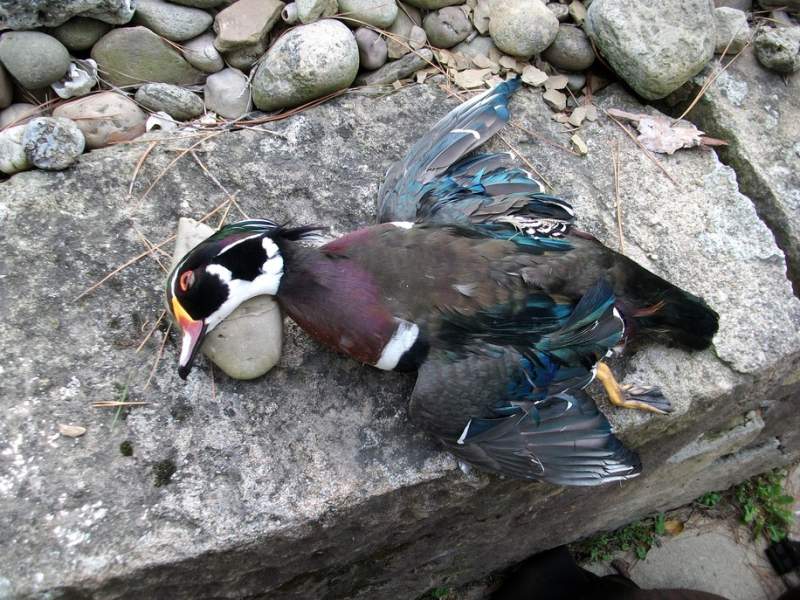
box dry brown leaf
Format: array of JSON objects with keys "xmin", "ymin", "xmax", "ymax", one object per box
[
  {"xmin": 553, "ymin": 113, "xmax": 571, "ymax": 124},
  {"xmin": 607, "ymin": 108, "xmax": 727, "ymax": 155},
  {"xmin": 454, "ymin": 68, "xmax": 492, "ymax": 89},
  {"xmin": 664, "ymin": 519, "xmax": 685, "ymax": 536},
  {"xmin": 543, "ymin": 88, "xmax": 567, "ymax": 111},
  {"xmin": 569, "ymin": 105, "xmax": 587, "ymax": 127},
  {"xmin": 584, "ymin": 104, "xmax": 599, "ymax": 122},
  {"xmin": 452, "ymin": 51, "xmax": 472, "ymax": 70},
  {"xmin": 544, "ymin": 74, "xmax": 569, "ymax": 90},
  {"xmin": 521, "ymin": 65, "xmax": 548, "ymax": 86},
  {"xmin": 58, "ymin": 424, "xmax": 87, "ymax": 438},
  {"xmin": 472, "ymin": 0, "xmax": 491, "ymax": 34},
  {"xmin": 571, "ymin": 133, "xmax": 588, "ymax": 155},
  {"xmin": 472, "ymin": 53, "xmax": 500, "ymax": 73}
]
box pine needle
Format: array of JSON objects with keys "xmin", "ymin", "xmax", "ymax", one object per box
[
  {"xmin": 613, "ymin": 139, "xmax": 625, "ymax": 254},
  {"xmin": 128, "ymin": 141, "xmax": 159, "ymax": 197},
  {"xmin": 136, "ymin": 310, "xmax": 167, "ymax": 353},
  {"xmin": 144, "ymin": 321, "xmax": 172, "ymax": 391},
  {"xmin": 498, "ymin": 134, "xmax": 553, "ymax": 189}
]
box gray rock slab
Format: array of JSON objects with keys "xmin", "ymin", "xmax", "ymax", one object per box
[
  {"xmin": 0, "ymin": 0, "xmax": 134, "ymax": 28},
  {"xmin": 586, "ymin": 0, "xmax": 716, "ymax": 100},
  {"xmin": 91, "ymin": 26, "xmax": 206, "ymax": 87},
  {"xmin": 133, "ymin": 0, "xmax": 214, "ymax": 42},
  {"xmin": 1, "ymin": 82, "xmax": 799, "ymax": 600},
  {"xmin": 670, "ymin": 47, "xmax": 800, "ymax": 296},
  {"xmin": 50, "ymin": 16, "xmax": 113, "ymax": 51}
]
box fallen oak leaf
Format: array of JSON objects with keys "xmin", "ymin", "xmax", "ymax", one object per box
[{"xmin": 606, "ymin": 108, "xmax": 728, "ymax": 154}]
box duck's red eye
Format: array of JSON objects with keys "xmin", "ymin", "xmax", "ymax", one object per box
[{"xmin": 179, "ymin": 270, "xmax": 195, "ymax": 292}]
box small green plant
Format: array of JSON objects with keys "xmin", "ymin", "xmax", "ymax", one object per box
[
  {"xmin": 733, "ymin": 470, "xmax": 794, "ymax": 542},
  {"xmin": 696, "ymin": 491, "xmax": 723, "ymax": 508},
  {"xmin": 572, "ymin": 513, "xmax": 666, "ymax": 562},
  {"xmin": 119, "ymin": 440, "xmax": 134, "ymax": 457}
]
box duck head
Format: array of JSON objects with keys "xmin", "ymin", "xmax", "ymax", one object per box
[{"xmin": 166, "ymin": 219, "xmax": 322, "ymax": 380}]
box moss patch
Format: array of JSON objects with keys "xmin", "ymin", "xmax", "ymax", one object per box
[
  {"xmin": 119, "ymin": 440, "xmax": 134, "ymax": 457},
  {"xmin": 153, "ymin": 459, "xmax": 176, "ymax": 487}
]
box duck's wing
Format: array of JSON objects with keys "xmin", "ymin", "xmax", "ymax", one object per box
[
  {"xmin": 378, "ymin": 80, "xmax": 526, "ymax": 222},
  {"xmin": 409, "ymin": 280, "xmax": 639, "ymax": 485}
]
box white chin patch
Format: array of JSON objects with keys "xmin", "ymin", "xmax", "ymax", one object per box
[{"xmin": 375, "ymin": 319, "xmax": 419, "ymax": 370}]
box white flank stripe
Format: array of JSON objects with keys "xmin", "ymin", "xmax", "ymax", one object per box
[
  {"xmin": 457, "ymin": 420, "xmax": 472, "ymax": 445},
  {"xmin": 389, "ymin": 221, "xmax": 414, "ymax": 230},
  {"xmin": 452, "ymin": 128, "xmax": 480, "ymax": 140},
  {"xmin": 375, "ymin": 319, "xmax": 419, "ymax": 370}
]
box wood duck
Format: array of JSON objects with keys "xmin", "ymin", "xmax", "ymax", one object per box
[{"xmin": 166, "ymin": 80, "xmax": 719, "ymax": 486}]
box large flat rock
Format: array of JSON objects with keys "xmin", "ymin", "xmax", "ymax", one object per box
[
  {"xmin": 669, "ymin": 47, "xmax": 800, "ymax": 296},
  {"xmin": 1, "ymin": 81, "xmax": 799, "ymax": 599}
]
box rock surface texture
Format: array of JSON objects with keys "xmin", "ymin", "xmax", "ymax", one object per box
[
  {"xmin": 0, "ymin": 0, "xmax": 135, "ymax": 28},
  {"xmin": 672, "ymin": 47, "xmax": 800, "ymax": 297},
  {"xmin": 586, "ymin": 0, "xmax": 716, "ymax": 99},
  {"xmin": 1, "ymin": 81, "xmax": 799, "ymax": 599}
]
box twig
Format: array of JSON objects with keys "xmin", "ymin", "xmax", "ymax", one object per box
[
  {"xmin": 128, "ymin": 141, "xmax": 159, "ymax": 197},
  {"xmin": 498, "ymin": 134, "xmax": 553, "ymax": 189},
  {"xmin": 93, "ymin": 401, "xmax": 151, "ymax": 408},
  {"xmin": 604, "ymin": 110, "xmax": 679, "ymax": 187},
  {"xmin": 136, "ymin": 310, "xmax": 167, "ymax": 352},
  {"xmin": 133, "ymin": 227, "xmax": 169, "ymax": 272},
  {"xmin": 144, "ymin": 322, "xmax": 172, "ymax": 391},
  {"xmin": 613, "ymin": 139, "xmax": 624, "ymax": 254},
  {"xmin": 510, "ymin": 121, "xmax": 581, "ymax": 156},
  {"xmin": 137, "ymin": 131, "xmax": 225, "ymax": 207},
  {"xmin": 672, "ymin": 40, "xmax": 751, "ymax": 124}
]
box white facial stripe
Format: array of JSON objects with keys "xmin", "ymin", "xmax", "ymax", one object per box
[
  {"xmin": 375, "ymin": 319, "xmax": 419, "ymax": 370},
  {"xmin": 389, "ymin": 221, "xmax": 414, "ymax": 230},
  {"xmin": 218, "ymin": 233, "xmax": 261, "ymax": 256}
]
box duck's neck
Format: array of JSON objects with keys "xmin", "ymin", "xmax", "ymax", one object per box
[{"xmin": 275, "ymin": 242, "xmax": 398, "ymax": 366}]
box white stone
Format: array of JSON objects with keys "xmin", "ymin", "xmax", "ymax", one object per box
[
  {"xmin": 204, "ymin": 68, "xmax": 252, "ymax": 120},
  {"xmin": 0, "ymin": 125, "xmax": 32, "ymax": 175}
]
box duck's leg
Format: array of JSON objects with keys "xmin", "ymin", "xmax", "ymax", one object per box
[{"xmin": 595, "ymin": 362, "xmax": 673, "ymax": 415}]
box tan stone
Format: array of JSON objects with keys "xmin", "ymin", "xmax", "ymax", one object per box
[
  {"xmin": 213, "ymin": 0, "xmax": 285, "ymax": 52},
  {"xmin": 52, "ymin": 92, "xmax": 146, "ymax": 149}
]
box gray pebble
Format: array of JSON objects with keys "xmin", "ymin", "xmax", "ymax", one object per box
[
  {"xmin": 565, "ymin": 71, "xmax": 586, "ymax": 92},
  {"xmin": 50, "ymin": 17, "xmax": 112, "ymax": 51},
  {"xmin": 541, "ymin": 24, "xmax": 595, "ymax": 71},
  {"xmin": 170, "ymin": 0, "xmax": 228, "ymax": 7},
  {"xmin": 22, "ymin": 117, "xmax": 85, "ymax": 171},
  {"xmin": 547, "ymin": 3, "xmax": 570, "ymax": 21},
  {"xmin": 91, "ymin": 26, "xmax": 205, "ymax": 87},
  {"xmin": 355, "ymin": 28, "xmax": 389, "ymax": 70},
  {"xmin": 52, "ymin": 92, "xmax": 146, "ymax": 149},
  {"xmin": 182, "ymin": 32, "xmax": 225, "ymax": 73},
  {"xmin": 294, "ymin": 0, "xmax": 339, "ymax": 23},
  {"xmin": 387, "ymin": 2, "xmax": 423, "ymax": 58},
  {"xmin": 0, "ymin": 64, "xmax": 11, "ymax": 109},
  {"xmin": 204, "ymin": 68, "xmax": 252, "ymax": 119},
  {"xmin": 714, "ymin": 7, "xmax": 751, "ymax": 54},
  {"xmin": 133, "ymin": 0, "xmax": 213, "ymax": 42},
  {"xmin": 251, "ymin": 20, "xmax": 359, "ymax": 111},
  {"xmin": 135, "ymin": 83, "xmax": 204, "ymax": 120},
  {"xmin": 403, "ymin": 0, "xmax": 463, "ymax": 8},
  {"xmin": 423, "ymin": 6, "xmax": 473, "ymax": 49},
  {"xmin": 453, "ymin": 35, "xmax": 499, "ymax": 60},
  {"xmin": 0, "ymin": 31, "xmax": 70, "ymax": 90},
  {"xmin": 0, "ymin": 103, "xmax": 40, "ymax": 129},
  {"xmin": 489, "ymin": 0, "xmax": 559, "ymax": 58},
  {"xmin": 754, "ymin": 25, "xmax": 800, "ymax": 73},
  {"xmin": 0, "ymin": 125, "xmax": 32, "ymax": 175},
  {"xmin": 338, "ymin": 0, "xmax": 398, "ymax": 27}
]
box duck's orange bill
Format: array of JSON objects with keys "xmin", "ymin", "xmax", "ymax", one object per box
[{"xmin": 172, "ymin": 296, "xmax": 206, "ymax": 380}]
